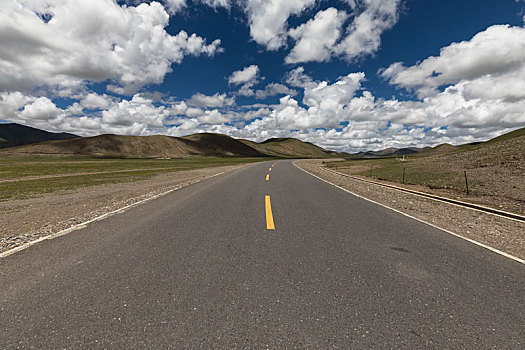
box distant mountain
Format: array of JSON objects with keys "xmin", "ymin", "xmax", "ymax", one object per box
[
  {"xmin": 356, "ymin": 146, "xmax": 429, "ymax": 157},
  {"xmin": 0, "ymin": 134, "xmax": 262, "ymax": 158},
  {"xmin": 351, "ymin": 126, "xmax": 525, "ymax": 158},
  {"xmin": 0, "ymin": 129, "xmax": 333, "ymax": 158},
  {"xmin": 419, "ymin": 143, "xmax": 458, "ymax": 155},
  {"xmin": 0, "ymin": 123, "xmax": 78, "ymax": 149},
  {"xmin": 181, "ymin": 133, "xmax": 263, "ymax": 157},
  {"xmin": 240, "ymin": 137, "xmax": 331, "ymax": 158}
]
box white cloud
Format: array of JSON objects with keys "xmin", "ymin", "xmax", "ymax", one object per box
[
  {"xmin": 101, "ymin": 95, "xmax": 168, "ymax": 130},
  {"xmin": 302, "ymin": 73, "xmax": 365, "ymax": 110},
  {"xmin": 286, "ymin": 8, "xmax": 348, "ymax": 64},
  {"xmin": 188, "ymin": 92, "xmax": 235, "ymax": 107},
  {"xmin": 242, "ymin": 0, "xmax": 402, "ymax": 63},
  {"xmin": 0, "ymin": 92, "xmax": 34, "ymax": 120},
  {"xmin": 237, "ymin": 86, "xmax": 255, "ymax": 97},
  {"xmin": 377, "ymin": 82, "xmax": 525, "ymax": 131},
  {"xmin": 260, "ymin": 72, "xmax": 368, "ymax": 130},
  {"xmin": 234, "ymin": 51, "xmax": 525, "ymax": 151},
  {"xmin": 3, "ymin": 19, "xmax": 525, "ymax": 153},
  {"xmin": 137, "ymin": 0, "xmax": 400, "ymax": 64},
  {"xmin": 382, "ymin": 25, "xmax": 525, "ymax": 99},
  {"xmin": 163, "ymin": 0, "xmax": 187, "ymax": 14},
  {"xmin": 169, "ymin": 101, "xmax": 188, "ymax": 116},
  {"xmin": 241, "ymin": 107, "xmax": 271, "ymax": 120},
  {"xmin": 336, "ymin": 0, "xmax": 402, "ymax": 61},
  {"xmin": 197, "ymin": 109, "xmax": 231, "ymax": 125},
  {"xmin": 0, "ymin": 0, "xmax": 222, "ymax": 95},
  {"xmin": 228, "ymin": 65, "xmax": 260, "ymax": 85},
  {"xmin": 80, "ymin": 93, "xmax": 115, "ymax": 110},
  {"xmin": 255, "ymin": 83, "xmax": 297, "ymax": 99},
  {"xmin": 185, "ymin": 107, "xmax": 205, "ymax": 118},
  {"xmin": 199, "ymin": 0, "xmax": 231, "ymax": 10},
  {"xmin": 242, "ymin": 0, "xmax": 316, "ymax": 50},
  {"xmin": 19, "ymin": 97, "xmax": 62, "ymax": 121},
  {"xmin": 128, "ymin": 0, "xmax": 230, "ymax": 14},
  {"xmin": 285, "ymin": 67, "xmax": 313, "ymax": 87},
  {"xmin": 228, "ymin": 65, "xmax": 261, "ymax": 96}
]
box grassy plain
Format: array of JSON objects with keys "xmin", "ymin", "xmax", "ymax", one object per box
[
  {"xmin": 324, "ymin": 132, "xmax": 525, "ymax": 215},
  {"xmin": 326, "ymin": 157, "xmax": 470, "ymax": 192},
  {"xmin": 0, "ymin": 156, "xmax": 267, "ymax": 201}
]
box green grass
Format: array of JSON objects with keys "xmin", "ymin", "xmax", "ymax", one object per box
[
  {"xmin": 325, "ymin": 158, "xmax": 472, "ymax": 193},
  {"xmin": 0, "ymin": 156, "xmax": 268, "ymax": 201}
]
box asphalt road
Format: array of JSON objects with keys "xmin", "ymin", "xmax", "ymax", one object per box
[{"xmin": 1, "ymin": 160, "xmax": 524, "ymax": 348}]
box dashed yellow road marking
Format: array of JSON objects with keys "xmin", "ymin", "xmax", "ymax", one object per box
[
  {"xmin": 266, "ymin": 174, "xmax": 269, "ymax": 181},
  {"xmin": 269, "ymin": 168, "xmax": 272, "ymax": 171},
  {"xmin": 265, "ymin": 195, "xmax": 275, "ymax": 230}
]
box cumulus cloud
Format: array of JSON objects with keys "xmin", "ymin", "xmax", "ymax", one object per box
[
  {"xmin": 238, "ymin": 38, "xmax": 525, "ymax": 151},
  {"xmin": 188, "ymin": 92, "xmax": 235, "ymax": 107},
  {"xmin": 255, "ymin": 83, "xmax": 297, "ymax": 99},
  {"xmin": 125, "ymin": 0, "xmax": 232, "ymax": 14},
  {"xmin": 80, "ymin": 93, "xmax": 115, "ymax": 110},
  {"xmin": 377, "ymin": 83, "xmax": 525, "ymax": 132},
  {"xmin": 241, "ymin": 107, "xmax": 272, "ymax": 120},
  {"xmin": 3, "ymin": 13, "xmax": 525, "ymax": 153},
  {"xmin": 1, "ymin": 91, "xmax": 178, "ymax": 136},
  {"xmin": 101, "ymin": 95, "xmax": 169, "ymax": 130},
  {"xmin": 228, "ymin": 65, "xmax": 261, "ymax": 96},
  {"xmin": 286, "ymin": 8, "xmax": 348, "ymax": 64},
  {"xmin": 0, "ymin": 0, "xmax": 222, "ymax": 95},
  {"xmin": 241, "ymin": 0, "xmax": 402, "ymax": 63},
  {"xmin": 285, "ymin": 67, "xmax": 313, "ymax": 88},
  {"xmin": 19, "ymin": 97, "xmax": 63, "ymax": 121},
  {"xmin": 336, "ymin": 0, "xmax": 402, "ymax": 61},
  {"xmin": 262, "ymin": 72, "xmax": 368, "ymax": 130},
  {"xmin": 197, "ymin": 109, "xmax": 231, "ymax": 125},
  {"xmin": 243, "ymin": 0, "xmax": 316, "ymax": 50},
  {"xmin": 228, "ymin": 65, "xmax": 260, "ymax": 85},
  {"xmin": 382, "ymin": 24, "xmax": 525, "ymax": 99},
  {"xmin": 163, "ymin": 0, "xmax": 187, "ymax": 13},
  {"xmin": 199, "ymin": 0, "xmax": 231, "ymax": 10},
  {"xmin": 0, "ymin": 92, "xmax": 35, "ymax": 120}
]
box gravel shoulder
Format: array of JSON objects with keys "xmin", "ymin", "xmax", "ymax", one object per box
[
  {"xmin": 296, "ymin": 159, "xmax": 525, "ymax": 261},
  {"xmin": 0, "ymin": 164, "xmax": 249, "ymax": 254}
]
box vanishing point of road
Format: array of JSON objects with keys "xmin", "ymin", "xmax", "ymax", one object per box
[{"xmin": 0, "ymin": 160, "xmax": 523, "ymax": 348}]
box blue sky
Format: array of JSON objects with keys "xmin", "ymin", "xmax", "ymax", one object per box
[{"xmin": 1, "ymin": 0, "xmax": 525, "ymax": 151}]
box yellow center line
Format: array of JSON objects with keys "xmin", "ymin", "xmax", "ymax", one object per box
[
  {"xmin": 265, "ymin": 195, "xmax": 275, "ymax": 230},
  {"xmin": 266, "ymin": 174, "xmax": 269, "ymax": 181},
  {"xmin": 269, "ymin": 168, "xmax": 272, "ymax": 171}
]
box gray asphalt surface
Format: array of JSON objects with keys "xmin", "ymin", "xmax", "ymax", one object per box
[{"xmin": 0, "ymin": 160, "xmax": 524, "ymax": 349}]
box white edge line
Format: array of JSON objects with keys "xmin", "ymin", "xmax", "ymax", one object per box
[
  {"xmin": 293, "ymin": 162, "xmax": 525, "ymax": 265},
  {"xmin": 0, "ymin": 164, "xmax": 251, "ymax": 259}
]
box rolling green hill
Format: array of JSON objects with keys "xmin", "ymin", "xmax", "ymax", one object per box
[
  {"xmin": 0, "ymin": 129, "xmax": 333, "ymax": 158},
  {"xmin": 240, "ymin": 137, "xmax": 330, "ymax": 158}
]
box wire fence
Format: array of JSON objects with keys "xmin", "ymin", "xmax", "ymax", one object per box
[{"xmin": 326, "ymin": 163, "xmax": 474, "ymax": 195}]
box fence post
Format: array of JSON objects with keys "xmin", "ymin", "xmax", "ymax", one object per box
[
  {"xmin": 402, "ymin": 168, "xmax": 406, "ymax": 184},
  {"xmin": 464, "ymin": 171, "xmax": 469, "ymax": 195}
]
